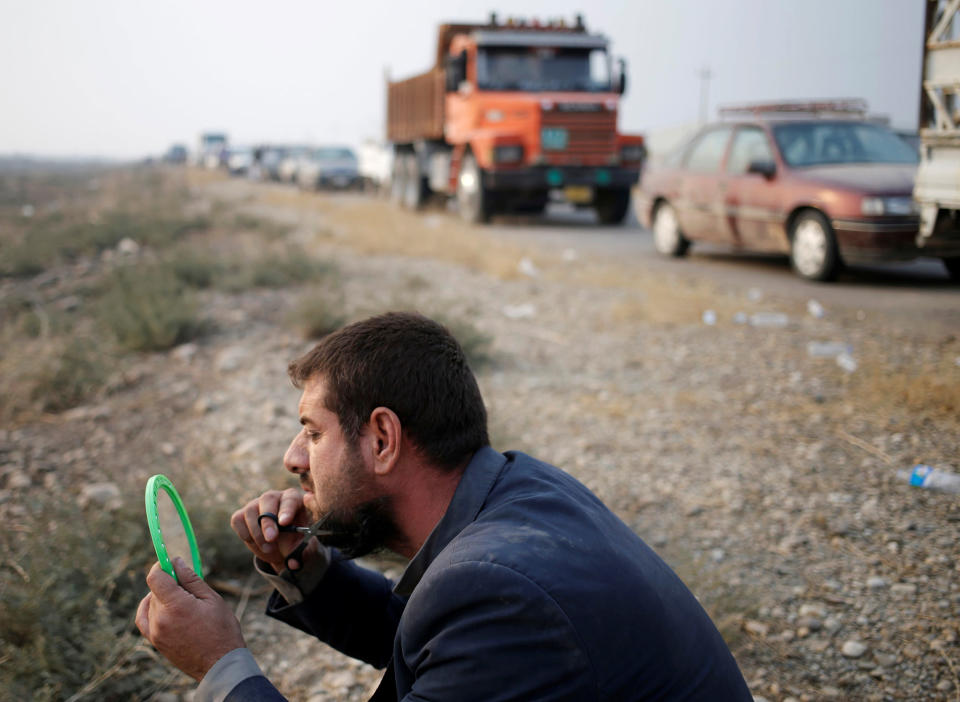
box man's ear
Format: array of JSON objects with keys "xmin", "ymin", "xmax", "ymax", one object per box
[{"xmin": 366, "ymin": 407, "xmax": 401, "ymax": 475}]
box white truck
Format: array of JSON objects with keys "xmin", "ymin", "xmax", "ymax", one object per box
[{"xmin": 914, "ymin": 0, "xmax": 960, "ymax": 278}]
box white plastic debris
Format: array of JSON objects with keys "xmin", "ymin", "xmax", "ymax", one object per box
[
  {"xmin": 561, "ymin": 248, "xmax": 578, "ymax": 262},
  {"xmin": 517, "ymin": 257, "xmax": 539, "ymax": 277},
  {"xmin": 807, "ymin": 299, "xmax": 825, "ymax": 319},
  {"xmin": 502, "ymin": 304, "xmax": 536, "ymax": 319},
  {"xmin": 806, "ymin": 341, "xmax": 851, "ymax": 358},
  {"xmin": 749, "ymin": 312, "xmax": 788, "ymax": 328},
  {"xmin": 747, "ymin": 287, "xmax": 763, "ymax": 302},
  {"xmin": 702, "ymin": 310, "xmax": 717, "ymax": 325},
  {"xmin": 732, "ymin": 312, "xmax": 748, "ymax": 325},
  {"xmin": 836, "ymin": 352, "xmax": 858, "ymax": 373}
]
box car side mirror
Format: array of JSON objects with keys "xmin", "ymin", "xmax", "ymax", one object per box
[
  {"xmin": 445, "ymin": 53, "xmax": 466, "ymax": 93},
  {"xmin": 616, "ymin": 57, "xmax": 627, "ymax": 95},
  {"xmin": 747, "ymin": 159, "xmax": 776, "ymax": 179}
]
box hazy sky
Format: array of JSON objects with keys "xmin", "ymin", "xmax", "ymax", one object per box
[{"xmin": 0, "ymin": 0, "xmax": 924, "ymax": 158}]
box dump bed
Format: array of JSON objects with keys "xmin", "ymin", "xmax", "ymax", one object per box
[{"xmin": 387, "ymin": 69, "xmax": 445, "ymax": 143}]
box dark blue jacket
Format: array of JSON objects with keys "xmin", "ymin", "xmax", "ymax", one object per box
[{"xmin": 227, "ymin": 447, "xmax": 751, "ymax": 701}]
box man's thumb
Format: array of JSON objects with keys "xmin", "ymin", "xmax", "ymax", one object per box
[{"xmin": 172, "ymin": 557, "xmax": 210, "ymax": 598}]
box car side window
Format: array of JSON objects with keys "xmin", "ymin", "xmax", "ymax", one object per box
[
  {"xmin": 727, "ymin": 127, "xmax": 774, "ymax": 174},
  {"xmin": 684, "ymin": 128, "xmax": 733, "ymax": 173}
]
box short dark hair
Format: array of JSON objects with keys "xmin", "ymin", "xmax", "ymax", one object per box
[{"xmin": 288, "ymin": 312, "xmax": 489, "ymax": 470}]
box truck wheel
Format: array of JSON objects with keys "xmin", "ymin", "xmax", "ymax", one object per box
[
  {"xmin": 652, "ymin": 201, "xmax": 690, "ymax": 257},
  {"xmin": 403, "ymin": 154, "xmax": 426, "ymax": 210},
  {"xmin": 790, "ymin": 210, "xmax": 839, "ymax": 281},
  {"xmin": 942, "ymin": 257, "xmax": 960, "ymax": 281},
  {"xmin": 595, "ymin": 188, "xmax": 630, "ymax": 225},
  {"xmin": 457, "ymin": 153, "xmax": 491, "ymax": 223},
  {"xmin": 390, "ymin": 155, "xmax": 407, "ymax": 205}
]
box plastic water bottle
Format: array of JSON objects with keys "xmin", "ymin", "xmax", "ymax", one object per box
[{"xmin": 896, "ymin": 464, "xmax": 960, "ymax": 494}]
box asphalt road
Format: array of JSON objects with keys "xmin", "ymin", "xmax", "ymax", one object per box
[{"xmin": 476, "ymin": 201, "xmax": 959, "ymax": 325}]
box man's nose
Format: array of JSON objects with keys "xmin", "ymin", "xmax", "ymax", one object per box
[{"xmin": 283, "ymin": 433, "xmax": 308, "ymax": 474}]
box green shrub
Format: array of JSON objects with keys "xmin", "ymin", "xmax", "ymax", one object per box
[
  {"xmin": 433, "ymin": 315, "xmax": 494, "ymax": 370},
  {"xmin": 218, "ymin": 250, "xmax": 335, "ymax": 292},
  {"xmin": 285, "ymin": 288, "xmax": 346, "ymax": 339},
  {"xmin": 97, "ymin": 265, "xmax": 202, "ymax": 352}
]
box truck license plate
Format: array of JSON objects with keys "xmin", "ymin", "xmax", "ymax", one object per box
[{"xmin": 564, "ymin": 186, "xmax": 593, "ymax": 204}]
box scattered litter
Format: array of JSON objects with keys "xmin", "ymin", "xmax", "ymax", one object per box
[
  {"xmin": 806, "ymin": 341, "xmax": 851, "ymax": 358},
  {"xmin": 749, "ymin": 312, "xmax": 788, "ymax": 328},
  {"xmin": 895, "ymin": 464, "xmax": 960, "ymax": 494},
  {"xmin": 502, "ymin": 303, "xmax": 536, "ymax": 319},
  {"xmin": 835, "ymin": 352, "xmax": 858, "ymax": 373},
  {"xmin": 21, "ymin": 204, "xmax": 35, "ymax": 218},
  {"xmin": 702, "ymin": 310, "xmax": 717, "ymax": 325},
  {"xmin": 807, "ymin": 299, "xmax": 825, "ymax": 319},
  {"xmin": 747, "ymin": 287, "xmax": 763, "ymax": 302},
  {"xmin": 561, "ymin": 248, "xmax": 578, "ymax": 262},
  {"xmin": 732, "ymin": 312, "xmax": 748, "ymax": 325},
  {"xmin": 517, "ymin": 257, "xmax": 539, "ymax": 277}
]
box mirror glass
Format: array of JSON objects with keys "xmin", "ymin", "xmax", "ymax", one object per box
[{"xmin": 156, "ymin": 487, "xmax": 192, "ymax": 570}]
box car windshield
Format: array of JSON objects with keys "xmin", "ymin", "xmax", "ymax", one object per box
[
  {"xmin": 315, "ymin": 148, "xmax": 357, "ymax": 162},
  {"xmin": 477, "ymin": 46, "xmax": 611, "ymax": 92},
  {"xmin": 772, "ymin": 122, "xmax": 919, "ymax": 167}
]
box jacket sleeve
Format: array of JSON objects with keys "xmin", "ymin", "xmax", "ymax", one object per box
[
  {"xmin": 266, "ymin": 556, "xmax": 405, "ymax": 669},
  {"xmin": 398, "ymin": 560, "xmax": 598, "ymax": 702}
]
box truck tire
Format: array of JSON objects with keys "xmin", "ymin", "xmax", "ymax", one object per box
[
  {"xmin": 790, "ymin": 210, "xmax": 840, "ymax": 281},
  {"xmin": 457, "ymin": 153, "xmax": 491, "ymax": 224},
  {"xmin": 390, "ymin": 154, "xmax": 407, "ymax": 205},
  {"xmin": 595, "ymin": 188, "xmax": 630, "ymax": 225},
  {"xmin": 942, "ymin": 257, "xmax": 960, "ymax": 281},
  {"xmin": 403, "ymin": 153, "xmax": 427, "ymax": 210}
]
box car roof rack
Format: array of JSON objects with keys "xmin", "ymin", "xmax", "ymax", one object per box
[{"xmin": 718, "ymin": 99, "xmax": 870, "ymax": 120}]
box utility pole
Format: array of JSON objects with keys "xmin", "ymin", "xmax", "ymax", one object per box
[
  {"xmin": 918, "ymin": 0, "xmax": 936, "ymax": 130},
  {"xmin": 698, "ymin": 66, "xmax": 713, "ymax": 124}
]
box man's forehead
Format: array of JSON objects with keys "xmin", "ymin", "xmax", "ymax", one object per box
[{"xmin": 297, "ymin": 375, "xmax": 330, "ymax": 421}]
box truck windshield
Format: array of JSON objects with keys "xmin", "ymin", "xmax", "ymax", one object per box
[
  {"xmin": 476, "ymin": 46, "xmax": 611, "ymax": 92},
  {"xmin": 772, "ymin": 122, "xmax": 919, "ymax": 167}
]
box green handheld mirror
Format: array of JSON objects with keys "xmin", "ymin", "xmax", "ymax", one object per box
[{"xmin": 145, "ymin": 474, "xmax": 204, "ymax": 581}]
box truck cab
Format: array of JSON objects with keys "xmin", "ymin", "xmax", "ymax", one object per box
[{"xmin": 388, "ymin": 15, "xmax": 644, "ymax": 224}]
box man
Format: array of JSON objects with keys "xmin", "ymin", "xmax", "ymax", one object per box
[{"xmin": 137, "ymin": 312, "xmax": 751, "ymax": 700}]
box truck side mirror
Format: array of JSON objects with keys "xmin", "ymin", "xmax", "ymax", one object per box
[{"xmin": 616, "ymin": 58, "xmax": 627, "ymax": 95}]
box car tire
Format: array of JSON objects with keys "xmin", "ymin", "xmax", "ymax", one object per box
[
  {"xmin": 790, "ymin": 210, "xmax": 840, "ymax": 281},
  {"xmin": 457, "ymin": 153, "xmax": 491, "ymax": 224},
  {"xmin": 595, "ymin": 188, "xmax": 631, "ymax": 225},
  {"xmin": 942, "ymin": 257, "xmax": 960, "ymax": 281},
  {"xmin": 652, "ymin": 201, "xmax": 690, "ymax": 257}
]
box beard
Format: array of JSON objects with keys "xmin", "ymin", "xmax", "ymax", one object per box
[{"xmin": 307, "ymin": 440, "xmax": 401, "ymax": 560}]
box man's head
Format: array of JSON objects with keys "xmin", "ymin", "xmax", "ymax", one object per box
[
  {"xmin": 283, "ymin": 312, "xmax": 489, "ymax": 557},
  {"xmin": 287, "ymin": 311, "xmax": 489, "ymax": 471}
]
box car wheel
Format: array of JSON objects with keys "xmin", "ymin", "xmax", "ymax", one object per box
[
  {"xmin": 652, "ymin": 201, "xmax": 690, "ymax": 256},
  {"xmin": 942, "ymin": 257, "xmax": 960, "ymax": 281},
  {"xmin": 595, "ymin": 188, "xmax": 631, "ymax": 225},
  {"xmin": 457, "ymin": 153, "xmax": 491, "ymax": 224},
  {"xmin": 790, "ymin": 210, "xmax": 839, "ymax": 281}
]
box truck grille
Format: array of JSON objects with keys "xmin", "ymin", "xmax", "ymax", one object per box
[{"xmin": 540, "ymin": 111, "xmax": 617, "ymax": 166}]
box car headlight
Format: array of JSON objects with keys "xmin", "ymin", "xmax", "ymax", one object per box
[
  {"xmin": 493, "ymin": 145, "xmax": 523, "ymax": 164},
  {"xmin": 861, "ymin": 196, "xmax": 917, "ymax": 216},
  {"xmin": 620, "ymin": 145, "xmax": 645, "ymax": 162}
]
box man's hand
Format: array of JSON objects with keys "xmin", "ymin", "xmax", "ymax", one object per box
[
  {"xmin": 135, "ymin": 558, "xmax": 245, "ymax": 681},
  {"xmin": 231, "ymin": 488, "xmax": 320, "ymax": 573}
]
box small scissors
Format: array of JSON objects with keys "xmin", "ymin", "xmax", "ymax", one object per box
[{"xmin": 257, "ymin": 512, "xmax": 338, "ymax": 569}]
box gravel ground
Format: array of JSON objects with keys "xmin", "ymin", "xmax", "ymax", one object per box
[{"xmin": 2, "ymin": 172, "xmax": 958, "ymax": 701}]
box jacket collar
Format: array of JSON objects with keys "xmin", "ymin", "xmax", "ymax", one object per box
[{"xmin": 394, "ymin": 446, "xmax": 506, "ymax": 596}]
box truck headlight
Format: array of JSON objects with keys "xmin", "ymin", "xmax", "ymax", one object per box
[
  {"xmin": 862, "ymin": 196, "xmax": 916, "ymax": 216},
  {"xmin": 493, "ymin": 145, "xmax": 523, "ymax": 163},
  {"xmin": 620, "ymin": 145, "xmax": 645, "ymax": 162}
]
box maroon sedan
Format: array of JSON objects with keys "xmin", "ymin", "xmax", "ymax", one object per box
[{"xmin": 635, "ymin": 118, "xmax": 958, "ymax": 281}]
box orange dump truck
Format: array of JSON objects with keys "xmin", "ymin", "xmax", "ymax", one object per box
[{"xmin": 387, "ymin": 14, "xmax": 644, "ymax": 224}]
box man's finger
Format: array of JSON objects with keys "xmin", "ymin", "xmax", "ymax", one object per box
[
  {"xmin": 258, "ymin": 493, "xmax": 283, "ymax": 542},
  {"xmin": 135, "ymin": 593, "xmax": 152, "ymax": 639},
  {"xmin": 171, "ymin": 557, "xmax": 214, "ymax": 600},
  {"xmin": 146, "ymin": 561, "xmax": 181, "ymax": 602},
  {"xmin": 278, "ymin": 488, "xmax": 304, "ymax": 525},
  {"xmin": 230, "ymin": 506, "xmax": 252, "ymax": 543}
]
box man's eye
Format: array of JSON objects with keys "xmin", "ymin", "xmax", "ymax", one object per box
[{"xmin": 307, "ymin": 431, "xmax": 321, "ymax": 441}]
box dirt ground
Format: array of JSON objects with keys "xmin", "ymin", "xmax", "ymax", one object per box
[{"xmin": 3, "ymin": 168, "xmax": 959, "ymax": 701}]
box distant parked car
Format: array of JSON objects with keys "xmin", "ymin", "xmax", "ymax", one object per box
[
  {"xmin": 163, "ymin": 144, "xmax": 188, "ymax": 164},
  {"xmin": 227, "ymin": 147, "xmax": 254, "ymax": 176},
  {"xmin": 260, "ymin": 146, "xmax": 289, "ymax": 181},
  {"xmin": 277, "ymin": 146, "xmax": 311, "ymax": 184},
  {"xmin": 634, "ymin": 102, "xmax": 953, "ymax": 281},
  {"xmin": 297, "ymin": 147, "xmax": 361, "ymax": 190}
]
